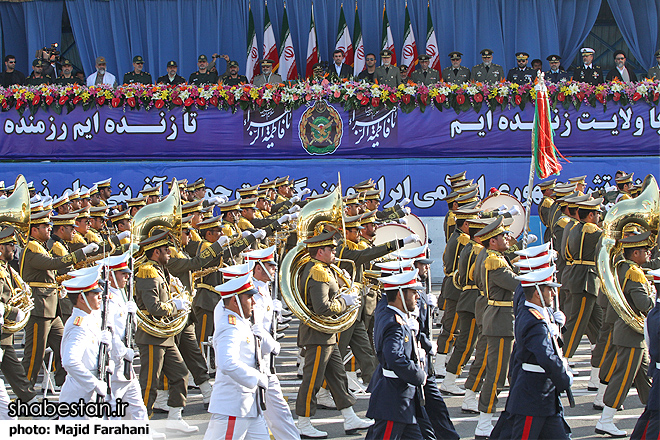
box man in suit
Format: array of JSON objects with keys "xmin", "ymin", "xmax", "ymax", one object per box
[
  {"xmin": 327, "ymin": 49, "xmax": 352, "ymax": 81},
  {"xmin": 442, "ymin": 51, "xmax": 470, "ymax": 84},
  {"xmin": 410, "ymin": 54, "xmax": 440, "ymax": 85},
  {"xmin": 374, "ymin": 49, "xmax": 402, "ymax": 88},
  {"xmin": 253, "ymin": 59, "xmax": 282, "ymax": 86},
  {"xmin": 606, "ymin": 50, "xmax": 638, "ymax": 83}
]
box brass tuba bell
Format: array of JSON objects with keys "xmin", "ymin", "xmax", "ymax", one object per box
[
  {"xmin": 596, "ymin": 174, "xmax": 659, "ymax": 334},
  {"xmin": 0, "ymin": 175, "xmax": 30, "ymax": 246},
  {"xmin": 279, "ymin": 187, "xmax": 360, "ymax": 334}
]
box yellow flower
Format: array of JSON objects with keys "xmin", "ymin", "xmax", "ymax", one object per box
[
  {"xmin": 381, "ymin": 91, "xmax": 389, "ymax": 99},
  {"xmin": 250, "ymin": 89, "xmax": 259, "ymax": 99},
  {"xmin": 450, "ymin": 84, "xmax": 459, "ymax": 91},
  {"xmin": 429, "ymin": 89, "xmax": 439, "ymax": 98}
]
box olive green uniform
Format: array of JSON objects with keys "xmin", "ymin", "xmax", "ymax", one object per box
[
  {"xmin": 442, "ymin": 65, "xmax": 471, "ymax": 84},
  {"xmin": 409, "ymin": 68, "xmax": 441, "ymax": 85},
  {"xmin": 464, "ymin": 245, "xmax": 490, "ymax": 393},
  {"xmin": 188, "ymin": 71, "xmax": 218, "ymax": 85},
  {"xmin": 374, "ymin": 65, "xmax": 402, "ymax": 88},
  {"xmin": 470, "ymin": 63, "xmax": 504, "ymax": 83},
  {"xmin": 221, "ymin": 74, "xmax": 248, "ymax": 86}
]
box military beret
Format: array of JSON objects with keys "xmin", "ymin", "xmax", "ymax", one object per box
[
  {"xmin": 546, "ymin": 55, "xmax": 561, "ymax": 62},
  {"xmin": 480, "ymin": 49, "xmax": 494, "ymax": 56},
  {"xmin": 133, "ymin": 55, "xmax": 144, "ymax": 63},
  {"xmin": 448, "ymin": 51, "xmax": 463, "ymax": 59},
  {"xmin": 380, "ymin": 49, "xmax": 393, "ymax": 57},
  {"xmin": 167, "ymin": 60, "xmax": 177, "ymax": 67},
  {"xmin": 418, "ymin": 54, "xmax": 431, "ymax": 61}
]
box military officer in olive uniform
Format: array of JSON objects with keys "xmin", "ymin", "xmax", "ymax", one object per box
[
  {"xmin": 221, "ymin": 60, "xmax": 248, "ymax": 86},
  {"xmin": 157, "ymin": 60, "xmax": 186, "ymax": 85},
  {"xmin": 507, "ymin": 52, "xmax": 536, "ymax": 85},
  {"xmin": 0, "ymin": 227, "xmax": 38, "ymax": 405},
  {"xmin": 20, "ymin": 211, "xmax": 95, "ymax": 390},
  {"xmin": 54, "ymin": 59, "xmax": 83, "ymax": 85},
  {"xmin": 409, "ymin": 54, "xmax": 440, "ymax": 85},
  {"xmin": 24, "ymin": 59, "xmax": 51, "ymax": 86},
  {"xmin": 545, "ymin": 55, "xmax": 570, "ymax": 83},
  {"xmin": 134, "ymin": 232, "xmax": 198, "ymax": 433},
  {"xmin": 189, "ymin": 54, "xmax": 218, "ymax": 85},
  {"xmin": 647, "ymin": 49, "xmax": 660, "ymax": 79},
  {"xmin": 596, "ymin": 232, "xmax": 654, "ymax": 437},
  {"xmin": 123, "ymin": 55, "xmax": 152, "ymax": 85},
  {"xmin": 572, "ymin": 47, "xmax": 604, "ymax": 85},
  {"xmin": 46, "ymin": 213, "xmax": 80, "ymax": 324},
  {"xmin": 471, "ymin": 49, "xmax": 504, "ymax": 84},
  {"xmin": 374, "ymin": 49, "xmax": 402, "ymax": 88},
  {"xmin": 253, "ymin": 59, "xmax": 283, "ymax": 86},
  {"xmin": 442, "ymin": 51, "xmax": 471, "ymax": 84}
]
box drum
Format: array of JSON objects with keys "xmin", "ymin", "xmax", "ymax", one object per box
[
  {"xmin": 373, "ymin": 224, "xmax": 420, "ymax": 250},
  {"xmin": 479, "ymin": 193, "xmax": 526, "ymax": 238},
  {"xmin": 403, "ymin": 213, "xmax": 428, "ymax": 245}
]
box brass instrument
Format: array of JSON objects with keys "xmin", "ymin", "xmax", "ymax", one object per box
[
  {"xmin": 132, "ymin": 182, "xmax": 187, "ymax": 338},
  {"xmin": 4, "ymin": 267, "xmax": 34, "ymax": 333},
  {"xmin": 280, "ymin": 187, "xmax": 360, "ymax": 334},
  {"xmin": 0, "ymin": 175, "xmax": 30, "ymax": 246},
  {"xmin": 596, "ymin": 174, "xmax": 659, "ymax": 334},
  {"xmin": 192, "ymin": 264, "xmax": 223, "ymax": 281},
  {"xmin": 72, "ymin": 240, "xmax": 116, "ymax": 269}
]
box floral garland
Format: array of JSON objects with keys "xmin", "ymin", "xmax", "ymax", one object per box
[{"xmin": 1, "ymin": 78, "xmax": 658, "ymax": 117}]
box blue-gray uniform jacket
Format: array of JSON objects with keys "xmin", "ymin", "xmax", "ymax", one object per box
[
  {"xmin": 507, "ymin": 302, "xmax": 572, "ymax": 417},
  {"xmin": 545, "ymin": 69, "xmax": 571, "ymax": 83},
  {"xmin": 646, "ymin": 299, "xmax": 660, "ymax": 411},
  {"xmin": 367, "ymin": 299, "xmax": 426, "ymax": 424},
  {"xmin": 506, "ymin": 67, "xmax": 536, "ymax": 85},
  {"xmin": 416, "ymin": 289, "xmax": 433, "ymax": 356}
]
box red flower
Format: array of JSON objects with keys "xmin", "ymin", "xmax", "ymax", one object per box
[
  {"xmin": 127, "ymin": 97, "xmax": 136, "ymax": 108},
  {"xmin": 273, "ymin": 94, "xmax": 281, "ymax": 105},
  {"xmin": 557, "ymin": 93, "xmax": 565, "ymax": 102},
  {"xmin": 360, "ymin": 96, "xmax": 370, "ymax": 106},
  {"xmin": 32, "ymin": 95, "xmax": 40, "ymax": 106},
  {"xmin": 420, "ymin": 94, "xmax": 428, "ymax": 106},
  {"xmin": 401, "ymin": 94, "xmax": 410, "ymax": 104},
  {"xmin": 474, "ymin": 93, "xmax": 483, "ymax": 103},
  {"xmin": 196, "ymin": 97, "xmax": 206, "ymax": 106},
  {"xmin": 456, "ymin": 94, "xmax": 466, "ymax": 105},
  {"xmin": 653, "ymin": 92, "xmax": 660, "ymax": 102},
  {"xmin": 256, "ymin": 98, "xmax": 264, "ymax": 107},
  {"xmin": 111, "ymin": 97, "xmax": 121, "ymax": 108},
  {"xmin": 15, "ymin": 101, "xmax": 23, "ymax": 110},
  {"xmin": 227, "ymin": 94, "xmax": 235, "ymax": 105},
  {"xmin": 184, "ymin": 98, "xmax": 193, "ymax": 107},
  {"xmin": 172, "ymin": 97, "xmax": 183, "ymax": 106},
  {"xmin": 436, "ymin": 94, "xmax": 446, "ymax": 104},
  {"xmin": 240, "ymin": 93, "xmax": 249, "ymax": 101},
  {"xmin": 96, "ymin": 96, "xmax": 106, "ymax": 106},
  {"xmin": 371, "ymin": 97, "xmax": 380, "ymax": 107},
  {"xmin": 155, "ymin": 99, "xmax": 165, "ymax": 109},
  {"xmin": 514, "ymin": 95, "xmax": 522, "ymax": 105},
  {"xmin": 59, "ymin": 96, "xmax": 68, "ymax": 105},
  {"xmin": 495, "ymin": 95, "xmax": 504, "ymax": 104},
  {"xmin": 596, "ymin": 93, "xmax": 606, "ymax": 104},
  {"xmin": 576, "ymin": 92, "xmax": 584, "ymax": 102},
  {"xmin": 613, "ymin": 92, "xmax": 621, "ymax": 102},
  {"xmin": 72, "ymin": 96, "xmax": 82, "ymax": 104},
  {"xmin": 44, "ymin": 96, "xmax": 54, "ymax": 105},
  {"xmin": 356, "ymin": 92, "xmax": 363, "ymax": 100},
  {"xmin": 390, "ymin": 94, "xmax": 398, "ymax": 104},
  {"xmin": 632, "ymin": 92, "xmax": 641, "ymax": 101},
  {"xmin": 209, "ymin": 96, "xmax": 218, "ymax": 107},
  {"xmin": 1, "ymin": 101, "xmax": 7, "ymax": 110}
]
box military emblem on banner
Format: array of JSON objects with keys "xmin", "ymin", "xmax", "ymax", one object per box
[{"xmin": 299, "ymin": 100, "xmax": 343, "ymax": 155}]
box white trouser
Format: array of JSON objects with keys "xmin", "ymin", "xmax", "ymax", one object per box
[
  {"xmin": 264, "ymin": 374, "xmax": 301, "ymax": 440},
  {"xmin": 59, "ymin": 377, "xmax": 95, "ymax": 420},
  {"xmin": 203, "ymin": 413, "xmax": 270, "ymax": 440},
  {"xmin": 110, "ymin": 375, "xmax": 148, "ymax": 420},
  {"xmin": 0, "ymin": 377, "xmax": 15, "ymax": 420}
]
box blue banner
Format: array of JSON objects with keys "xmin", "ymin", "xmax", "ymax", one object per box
[
  {"xmin": 3, "ymin": 156, "xmax": 657, "ymax": 217},
  {"xmin": 1, "ymin": 102, "xmax": 658, "ymax": 160}
]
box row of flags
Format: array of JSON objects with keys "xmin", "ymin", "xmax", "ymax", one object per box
[{"xmin": 246, "ymin": 4, "xmax": 442, "ymax": 82}]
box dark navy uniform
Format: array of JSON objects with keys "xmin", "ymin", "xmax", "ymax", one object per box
[
  {"xmin": 123, "ymin": 71, "xmax": 152, "ymax": 85},
  {"xmin": 221, "ymin": 74, "xmax": 248, "ymax": 86},
  {"xmin": 188, "ymin": 71, "xmax": 218, "ymax": 85},
  {"xmin": 632, "ymin": 296, "xmax": 660, "ymax": 439},
  {"xmin": 24, "ymin": 73, "xmax": 51, "ymax": 86},
  {"xmin": 156, "ymin": 74, "xmax": 186, "ymax": 85},
  {"xmin": 366, "ymin": 301, "xmax": 425, "ymax": 439},
  {"xmin": 506, "ymin": 67, "xmax": 536, "ymax": 85},
  {"xmin": 54, "ymin": 76, "xmax": 84, "ymax": 86},
  {"xmin": 545, "ymin": 69, "xmax": 571, "ymax": 83},
  {"xmin": 571, "ymin": 64, "xmax": 604, "ymax": 85}
]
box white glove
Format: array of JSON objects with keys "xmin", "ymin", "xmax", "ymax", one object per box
[
  {"xmin": 399, "ymin": 218, "xmax": 408, "ymax": 225},
  {"xmin": 272, "ymin": 299, "xmax": 283, "ymax": 313},
  {"xmin": 548, "ymin": 322, "xmax": 560, "ymax": 339},
  {"xmin": 172, "ymin": 298, "xmax": 191, "ymax": 312},
  {"xmin": 553, "ymin": 310, "xmax": 566, "ymax": 327},
  {"xmin": 241, "ymin": 230, "xmax": 251, "ymax": 237},
  {"xmin": 0, "ymin": 303, "xmax": 5, "ymax": 322},
  {"xmin": 289, "ymin": 211, "xmax": 300, "ymax": 220},
  {"xmin": 93, "ymin": 378, "xmax": 108, "ymax": 398},
  {"xmin": 212, "ymin": 196, "xmax": 226, "ymax": 204},
  {"xmin": 288, "ymin": 204, "xmax": 301, "ymax": 214},
  {"xmin": 403, "ymin": 234, "xmax": 421, "ymax": 245},
  {"xmin": 403, "ymin": 207, "xmax": 411, "ymax": 215},
  {"xmin": 100, "ymin": 330, "xmax": 112, "ymax": 349},
  {"xmin": 252, "ymin": 324, "xmax": 280, "ymax": 356},
  {"xmin": 15, "ymin": 308, "xmax": 25, "ymax": 323},
  {"xmin": 398, "ymin": 197, "xmax": 411, "ymax": 207},
  {"xmin": 124, "ymin": 347, "xmax": 135, "ymax": 361},
  {"xmin": 407, "ymin": 316, "xmax": 420, "ymax": 333},
  {"xmin": 216, "ymin": 235, "xmax": 229, "ymax": 246},
  {"xmin": 341, "ymin": 292, "xmax": 359, "ymax": 306},
  {"xmin": 562, "ymin": 358, "xmax": 574, "ymax": 386},
  {"xmin": 290, "ymin": 195, "xmax": 301, "ymax": 203},
  {"xmin": 82, "ymin": 243, "xmax": 99, "ymax": 255},
  {"xmin": 300, "ymin": 188, "xmax": 311, "ymax": 196},
  {"xmin": 431, "ymin": 340, "xmax": 438, "ymax": 356},
  {"xmin": 525, "ymin": 233, "xmax": 538, "ymax": 245},
  {"xmin": 117, "ymin": 230, "xmax": 130, "ymax": 241},
  {"xmin": 497, "ymin": 204, "xmax": 508, "ymax": 213},
  {"xmin": 126, "ymin": 301, "xmax": 138, "ymax": 314},
  {"xmin": 507, "ymin": 206, "xmax": 521, "ymax": 216},
  {"xmin": 257, "ymin": 372, "xmax": 269, "ymax": 389},
  {"xmin": 427, "ymin": 293, "xmax": 438, "ymax": 308},
  {"xmin": 278, "ymin": 214, "xmax": 291, "ymax": 225},
  {"xmin": 253, "ymin": 229, "xmax": 266, "ymax": 240}
]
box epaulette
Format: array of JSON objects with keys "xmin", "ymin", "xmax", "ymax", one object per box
[
  {"xmin": 310, "ymin": 263, "xmax": 331, "ymax": 283},
  {"xmin": 190, "ymin": 229, "xmax": 201, "ymax": 242},
  {"xmin": 51, "ymin": 241, "xmax": 68, "ymax": 257},
  {"xmin": 529, "ymin": 308, "xmax": 544, "ymax": 320},
  {"xmin": 238, "ymin": 218, "xmax": 253, "ymax": 230},
  {"xmin": 485, "ymin": 252, "xmax": 507, "ymax": 271},
  {"xmin": 583, "ymin": 223, "xmax": 602, "ymax": 234},
  {"xmin": 395, "ymin": 314, "xmax": 406, "ymax": 326},
  {"xmin": 73, "ymin": 316, "xmax": 84, "ymax": 326},
  {"xmin": 357, "ymin": 240, "xmax": 369, "ymax": 250},
  {"xmin": 541, "ymin": 198, "xmax": 553, "ymax": 208},
  {"xmin": 70, "ymin": 232, "xmax": 86, "ymax": 245},
  {"xmin": 625, "ymin": 264, "xmax": 647, "ymax": 284},
  {"xmin": 26, "ymin": 241, "xmax": 47, "ymax": 255},
  {"xmin": 228, "ymin": 314, "xmax": 236, "ymax": 325},
  {"xmin": 458, "ymin": 233, "xmax": 470, "ymax": 246},
  {"xmin": 136, "ymin": 262, "xmax": 158, "ymax": 279},
  {"xmin": 344, "ymin": 240, "xmax": 359, "ymax": 250},
  {"xmin": 169, "ymin": 246, "xmax": 184, "ymax": 259},
  {"xmin": 557, "ymin": 217, "xmax": 570, "ymax": 228},
  {"xmin": 447, "ymin": 214, "xmax": 456, "ymax": 227}
]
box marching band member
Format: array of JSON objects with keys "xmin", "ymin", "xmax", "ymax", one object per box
[{"xmin": 204, "ymin": 274, "xmax": 270, "ymax": 440}]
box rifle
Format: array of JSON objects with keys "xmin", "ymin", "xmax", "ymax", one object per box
[
  {"xmin": 250, "ymin": 315, "xmax": 267, "ymax": 412},
  {"xmin": 123, "ymin": 255, "xmax": 135, "ymax": 379},
  {"xmin": 270, "ymin": 256, "xmax": 279, "ymax": 375},
  {"xmin": 425, "ymin": 243, "xmax": 435, "ymax": 377},
  {"xmin": 97, "ymin": 265, "xmax": 111, "ymax": 400}
]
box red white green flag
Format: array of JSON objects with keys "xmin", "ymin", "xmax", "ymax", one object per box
[
  {"xmin": 533, "ymin": 80, "xmax": 565, "ymax": 178},
  {"xmin": 426, "ymin": 5, "xmax": 441, "ymax": 72},
  {"xmin": 305, "ymin": 4, "xmax": 319, "ymax": 79},
  {"xmin": 353, "ymin": 5, "xmax": 365, "ymax": 76},
  {"xmin": 335, "ymin": 5, "xmax": 353, "ymax": 66},
  {"xmin": 278, "ymin": 6, "xmax": 298, "ymax": 80},
  {"xmin": 381, "ymin": 5, "xmax": 396, "ymax": 65},
  {"xmin": 246, "ymin": 7, "xmax": 259, "ymax": 82},
  {"xmin": 401, "ymin": 5, "xmax": 418, "ymax": 70},
  {"xmin": 263, "ymin": 6, "xmax": 279, "ymax": 72}
]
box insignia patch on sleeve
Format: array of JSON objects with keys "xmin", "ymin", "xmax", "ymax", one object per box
[
  {"xmin": 228, "ymin": 315, "xmax": 236, "ymax": 325},
  {"xmin": 73, "ymin": 316, "xmax": 84, "ymax": 326},
  {"xmin": 529, "ymin": 308, "xmax": 544, "ymax": 320}
]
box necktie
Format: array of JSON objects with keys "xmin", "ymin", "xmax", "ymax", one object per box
[
  {"xmin": 485, "ymin": 65, "xmax": 490, "ymax": 73},
  {"xmin": 385, "ymin": 67, "xmax": 389, "ymax": 75},
  {"xmin": 424, "ymin": 71, "xmax": 428, "ymax": 78},
  {"xmin": 453, "ymin": 68, "xmax": 458, "ymax": 76}
]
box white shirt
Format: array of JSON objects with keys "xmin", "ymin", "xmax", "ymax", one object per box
[{"xmin": 86, "ymin": 70, "xmax": 117, "ymax": 87}]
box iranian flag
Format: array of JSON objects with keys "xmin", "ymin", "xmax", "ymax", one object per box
[
  {"xmin": 353, "ymin": 5, "xmax": 365, "ymax": 76},
  {"xmin": 401, "ymin": 5, "xmax": 417, "ymax": 70},
  {"xmin": 263, "ymin": 6, "xmax": 279, "ymax": 72},
  {"xmin": 426, "ymin": 6, "xmax": 441, "ymax": 72},
  {"xmin": 381, "ymin": 5, "xmax": 396, "ymax": 65},
  {"xmin": 278, "ymin": 7, "xmax": 298, "ymax": 80},
  {"xmin": 246, "ymin": 7, "xmax": 259, "ymax": 82},
  {"xmin": 305, "ymin": 4, "xmax": 319, "ymax": 79},
  {"xmin": 335, "ymin": 5, "xmax": 353, "ymax": 66},
  {"xmin": 532, "ymin": 78, "xmax": 565, "ymax": 178}
]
